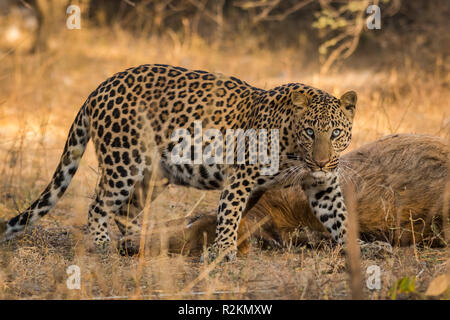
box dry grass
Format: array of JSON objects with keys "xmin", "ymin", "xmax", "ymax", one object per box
[{"xmin": 0, "ymin": 24, "xmax": 448, "ymax": 300}]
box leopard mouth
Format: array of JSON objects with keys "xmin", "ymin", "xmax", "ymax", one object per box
[
  {"xmin": 304, "ymin": 157, "xmax": 340, "ymax": 173},
  {"xmin": 306, "ymin": 163, "xmax": 340, "ymax": 177}
]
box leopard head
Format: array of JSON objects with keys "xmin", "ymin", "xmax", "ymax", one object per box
[{"xmin": 291, "ymin": 88, "xmax": 357, "ymax": 174}]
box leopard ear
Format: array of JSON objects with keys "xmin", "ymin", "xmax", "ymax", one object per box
[
  {"xmin": 291, "ymin": 91, "xmax": 309, "ymax": 115},
  {"xmin": 340, "ymin": 91, "xmax": 357, "ymax": 119}
]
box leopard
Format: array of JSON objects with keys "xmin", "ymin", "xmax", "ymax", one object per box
[{"xmin": 0, "ymin": 64, "xmax": 357, "ymax": 261}]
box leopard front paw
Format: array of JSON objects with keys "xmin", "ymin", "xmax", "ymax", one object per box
[
  {"xmin": 85, "ymin": 234, "xmax": 111, "ymax": 254},
  {"xmin": 117, "ymin": 238, "xmax": 140, "ymax": 256},
  {"xmin": 86, "ymin": 239, "xmax": 111, "ymax": 255},
  {"xmin": 332, "ymin": 229, "xmax": 347, "ymax": 245},
  {"xmin": 201, "ymin": 244, "xmax": 237, "ymax": 263}
]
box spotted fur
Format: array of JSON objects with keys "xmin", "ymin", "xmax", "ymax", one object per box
[{"xmin": 0, "ymin": 64, "xmax": 356, "ymax": 260}]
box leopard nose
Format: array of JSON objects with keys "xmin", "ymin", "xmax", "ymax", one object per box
[{"xmin": 315, "ymin": 158, "xmax": 329, "ymax": 168}]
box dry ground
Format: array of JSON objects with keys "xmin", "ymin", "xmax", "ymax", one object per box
[{"xmin": 0, "ymin": 26, "xmax": 448, "ymax": 299}]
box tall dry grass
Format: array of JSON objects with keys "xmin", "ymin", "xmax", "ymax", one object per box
[{"xmin": 0, "ymin": 19, "xmax": 448, "ymax": 299}]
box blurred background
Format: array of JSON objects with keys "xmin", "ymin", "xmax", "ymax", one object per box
[
  {"xmin": 1, "ymin": 0, "xmax": 449, "ymax": 69},
  {"xmin": 0, "ymin": 0, "xmax": 448, "ymax": 299}
]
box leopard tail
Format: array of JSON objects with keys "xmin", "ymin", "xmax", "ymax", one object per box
[{"xmin": 0, "ymin": 101, "xmax": 91, "ymax": 240}]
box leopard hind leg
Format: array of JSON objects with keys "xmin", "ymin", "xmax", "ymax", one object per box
[{"xmin": 114, "ymin": 165, "xmax": 169, "ymax": 255}]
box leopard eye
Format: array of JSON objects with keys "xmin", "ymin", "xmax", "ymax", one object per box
[
  {"xmin": 305, "ymin": 128, "xmax": 315, "ymax": 138},
  {"xmin": 332, "ymin": 129, "xmax": 341, "ymax": 138}
]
